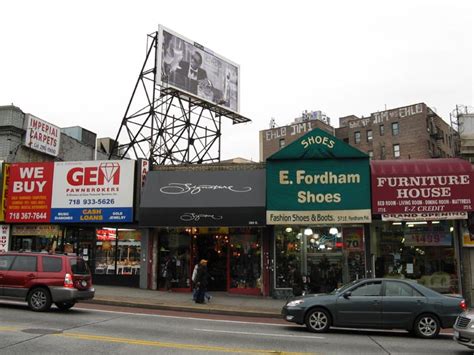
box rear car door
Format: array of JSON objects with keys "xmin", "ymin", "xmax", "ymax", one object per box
[
  {"xmin": 40, "ymin": 255, "xmax": 64, "ymax": 287},
  {"xmin": 69, "ymin": 257, "xmax": 92, "ymax": 290},
  {"xmin": 0, "ymin": 255, "xmax": 16, "ymax": 296},
  {"xmin": 3, "ymin": 255, "xmax": 37, "ymax": 298},
  {"xmin": 336, "ymin": 280, "xmax": 383, "ymax": 327},
  {"xmin": 381, "ymin": 280, "xmax": 426, "ymax": 328}
]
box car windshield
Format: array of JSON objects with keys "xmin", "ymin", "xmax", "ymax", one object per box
[
  {"xmin": 69, "ymin": 258, "xmax": 90, "ymax": 275},
  {"xmin": 329, "ymin": 279, "xmax": 360, "ymax": 295}
]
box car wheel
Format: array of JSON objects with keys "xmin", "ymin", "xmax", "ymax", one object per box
[
  {"xmin": 55, "ymin": 302, "xmax": 76, "ymax": 311},
  {"xmin": 305, "ymin": 308, "xmax": 331, "ymax": 333},
  {"xmin": 413, "ymin": 314, "xmax": 440, "ymax": 339},
  {"xmin": 28, "ymin": 287, "xmax": 52, "ymax": 312}
]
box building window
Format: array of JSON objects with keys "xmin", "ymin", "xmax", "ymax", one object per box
[
  {"xmin": 380, "ymin": 146, "xmax": 386, "ymax": 159},
  {"xmin": 379, "ymin": 124, "xmax": 384, "ymax": 136},
  {"xmin": 279, "ymin": 138, "xmax": 285, "ymax": 148},
  {"xmin": 373, "ymin": 220, "xmax": 458, "ymax": 294},
  {"xmin": 354, "ymin": 131, "xmax": 361, "ymax": 144},
  {"xmin": 393, "ymin": 144, "xmax": 400, "ymax": 158},
  {"xmin": 343, "ymin": 138, "xmax": 349, "ymax": 143},
  {"xmin": 367, "ymin": 130, "xmax": 373, "ymax": 142},
  {"xmin": 274, "ymin": 226, "xmax": 364, "ymax": 290},
  {"xmin": 368, "ymin": 150, "xmax": 373, "ymax": 159},
  {"xmin": 392, "ymin": 122, "xmax": 399, "ymax": 136}
]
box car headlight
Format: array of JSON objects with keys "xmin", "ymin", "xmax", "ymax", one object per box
[{"xmin": 286, "ymin": 300, "xmax": 304, "ymax": 307}]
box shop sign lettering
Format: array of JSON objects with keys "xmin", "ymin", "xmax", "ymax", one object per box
[
  {"xmin": 24, "ymin": 114, "xmax": 61, "ymax": 157},
  {"xmin": 66, "ymin": 163, "xmax": 121, "ymax": 186},
  {"xmin": 373, "ymin": 174, "xmax": 473, "ymax": 214},
  {"xmin": 348, "ymin": 103, "xmax": 423, "ymax": 129},
  {"xmin": 404, "ymin": 232, "xmax": 452, "ymax": 247},
  {"xmin": 267, "ymin": 159, "xmax": 371, "ymax": 225},
  {"xmin": 265, "ymin": 121, "xmax": 315, "ymax": 141},
  {"xmin": 6, "ymin": 162, "xmax": 54, "ymax": 223},
  {"xmin": 160, "ymin": 183, "xmax": 252, "ymax": 195},
  {"xmin": 180, "ymin": 212, "xmax": 223, "ymax": 222},
  {"xmin": 0, "ymin": 224, "xmax": 9, "ymax": 252}
]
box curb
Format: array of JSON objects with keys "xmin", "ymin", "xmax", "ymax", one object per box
[{"xmin": 83, "ymin": 299, "xmax": 282, "ymax": 319}]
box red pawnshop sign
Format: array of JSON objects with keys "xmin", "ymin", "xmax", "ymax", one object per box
[{"xmin": 5, "ymin": 163, "xmax": 54, "ymax": 223}]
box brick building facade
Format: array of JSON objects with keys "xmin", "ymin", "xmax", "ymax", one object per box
[
  {"xmin": 336, "ymin": 103, "xmax": 457, "ymax": 160},
  {"xmin": 0, "ymin": 104, "xmax": 109, "ymax": 163},
  {"xmin": 259, "ymin": 113, "xmax": 334, "ymax": 161},
  {"xmin": 259, "ymin": 103, "xmax": 458, "ymax": 161}
]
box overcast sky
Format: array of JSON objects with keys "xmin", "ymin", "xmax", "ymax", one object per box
[{"xmin": 1, "ymin": 0, "xmax": 472, "ymax": 161}]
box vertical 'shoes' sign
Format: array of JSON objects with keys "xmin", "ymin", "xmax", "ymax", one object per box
[{"xmin": 5, "ymin": 162, "xmax": 54, "ymax": 223}]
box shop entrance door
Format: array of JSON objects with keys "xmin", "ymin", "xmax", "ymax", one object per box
[
  {"xmin": 194, "ymin": 234, "xmax": 228, "ymax": 291},
  {"xmin": 63, "ymin": 227, "xmax": 96, "ymax": 271}
]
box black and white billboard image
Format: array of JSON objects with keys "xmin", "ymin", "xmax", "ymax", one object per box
[{"xmin": 157, "ymin": 25, "xmax": 240, "ymax": 113}]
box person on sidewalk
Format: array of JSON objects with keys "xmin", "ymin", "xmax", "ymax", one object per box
[
  {"xmin": 191, "ymin": 262, "xmax": 199, "ymax": 301},
  {"xmin": 289, "ymin": 263, "xmax": 304, "ymax": 297},
  {"xmin": 194, "ymin": 259, "xmax": 209, "ymax": 304},
  {"xmin": 192, "ymin": 261, "xmax": 212, "ymax": 302},
  {"xmin": 163, "ymin": 255, "xmax": 176, "ymax": 292}
]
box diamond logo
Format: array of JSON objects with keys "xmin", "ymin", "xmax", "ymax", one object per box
[{"xmin": 99, "ymin": 162, "xmax": 120, "ymax": 182}]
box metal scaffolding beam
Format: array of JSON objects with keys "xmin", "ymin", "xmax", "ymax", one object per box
[{"xmin": 110, "ymin": 32, "xmax": 250, "ymax": 165}]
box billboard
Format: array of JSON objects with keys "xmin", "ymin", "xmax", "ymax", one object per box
[
  {"xmin": 157, "ymin": 25, "xmax": 240, "ymax": 113},
  {"xmin": 5, "ymin": 160, "xmax": 135, "ymax": 223},
  {"xmin": 24, "ymin": 114, "xmax": 61, "ymax": 157}
]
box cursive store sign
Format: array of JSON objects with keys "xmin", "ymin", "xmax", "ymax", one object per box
[
  {"xmin": 179, "ymin": 212, "xmax": 223, "ymax": 222},
  {"xmin": 160, "ymin": 183, "xmax": 252, "ymax": 195}
]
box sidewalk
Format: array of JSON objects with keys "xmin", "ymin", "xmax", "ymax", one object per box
[{"xmin": 85, "ymin": 285, "xmax": 285, "ymax": 318}]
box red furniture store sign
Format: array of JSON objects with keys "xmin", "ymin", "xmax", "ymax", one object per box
[{"xmin": 371, "ymin": 159, "xmax": 474, "ymax": 215}]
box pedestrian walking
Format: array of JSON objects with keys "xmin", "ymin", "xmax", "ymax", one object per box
[
  {"xmin": 194, "ymin": 259, "xmax": 209, "ymax": 304},
  {"xmin": 191, "ymin": 262, "xmax": 199, "ymax": 301},
  {"xmin": 289, "ymin": 263, "xmax": 304, "ymax": 297},
  {"xmin": 163, "ymin": 255, "xmax": 176, "ymax": 292}
]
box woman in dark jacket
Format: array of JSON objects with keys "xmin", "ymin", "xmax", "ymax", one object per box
[{"xmin": 194, "ymin": 259, "xmax": 209, "ymax": 304}]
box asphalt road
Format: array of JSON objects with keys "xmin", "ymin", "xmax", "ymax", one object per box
[{"xmin": 0, "ymin": 301, "xmax": 470, "ymax": 355}]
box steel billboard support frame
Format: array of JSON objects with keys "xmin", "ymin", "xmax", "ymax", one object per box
[{"xmin": 110, "ymin": 32, "xmax": 250, "ymax": 165}]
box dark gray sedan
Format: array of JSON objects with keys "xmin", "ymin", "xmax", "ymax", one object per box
[{"xmin": 282, "ymin": 278, "xmax": 466, "ymax": 338}]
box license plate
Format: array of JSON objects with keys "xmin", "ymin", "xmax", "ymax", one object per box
[{"xmin": 454, "ymin": 330, "xmax": 459, "ymax": 338}]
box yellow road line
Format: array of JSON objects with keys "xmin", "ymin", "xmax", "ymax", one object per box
[
  {"xmin": 57, "ymin": 332, "xmax": 315, "ymax": 354},
  {"xmin": 0, "ymin": 326, "xmax": 19, "ymax": 332}
]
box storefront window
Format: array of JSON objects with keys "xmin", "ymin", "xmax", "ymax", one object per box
[
  {"xmin": 93, "ymin": 228, "xmax": 141, "ymax": 276},
  {"xmin": 373, "ymin": 220, "xmax": 459, "ymax": 293},
  {"xmin": 275, "ymin": 225, "xmax": 366, "ymax": 293},
  {"xmin": 117, "ymin": 230, "xmax": 141, "ymax": 275},
  {"xmin": 229, "ymin": 228, "xmax": 262, "ymax": 290},
  {"xmin": 95, "ymin": 228, "xmax": 117, "ymax": 275},
  {"xmin": 11, "ymin": 225, "xmax": 62, "ymax": 252}
]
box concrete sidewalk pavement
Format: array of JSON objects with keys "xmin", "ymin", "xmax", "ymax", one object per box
[{"xmin": 85, "ymin": 285, "xmax": 285, "ymax": 318}]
